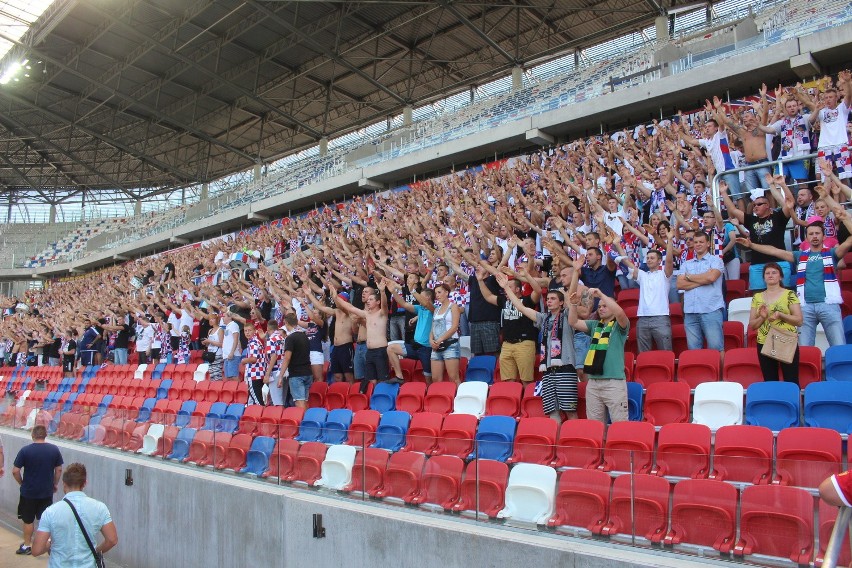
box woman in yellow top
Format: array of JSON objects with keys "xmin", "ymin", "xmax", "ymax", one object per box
[{"xmin": 748, "ymin": 262, "xmax": 803, "ymax": 384}]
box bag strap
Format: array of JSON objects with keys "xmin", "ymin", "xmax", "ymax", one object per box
[{"xmin": 64, "ymin": 498, "xmax": 99, "ymax": 561}]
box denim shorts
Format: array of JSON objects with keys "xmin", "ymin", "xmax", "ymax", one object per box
[
  {"xmin": 430, "ymin": 341, "xmax": 460, "ymax": 361},
  {"xmin": 574, "ymin": 332, "xmax": 592, "ymax": 369},
  {"xmin": 288, "ymin": 375, "xmax": 313, "ymax": 402},
  {"xmin": 223, "ymin": 355, "xmax": 242, "ymax": 377}
]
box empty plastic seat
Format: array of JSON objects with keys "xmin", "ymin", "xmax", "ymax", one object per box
[
  {"xmin": 217, "ymin": 433, "xmax": 253, "ymax": 471},
  {"xmin": 722, "ymin": 348, "xmax": 763, "ymax": 388},
  {"xmin": 665, "ymin": 478, "xmax": 738, "ymax": 552},
  {"xmin": 451, "ymin": 459, "xmax": 508, "ymax": 517},
  {"xmin": 692, "ymin": 382, "xmax": 743, "ymax": 430},
  {"xmin": 296, "ymin": 407, "xmax": 328, "ymax": 442},
  {"xmin": 240, "ymin": 436, "xmax": 277, "ymax": 475},
  {"xmin": 395, "ymin": 382, "xmax": 426, "ymax": 414},
  {"xmin": 547, "ymin": 469, "xmax": 611, "ymax": 533},
  {"xmin": 316, "ymin": 445, "xmax": 358, "ymax": 490},
  {"xmin": 370, "ymin": 382, "xmax": 400, "ymax": 413},
  {"xmin": 346, "ymin": 381, "xmax": 373, "ymax": 412},
  {"xmin": 485, "ymin": 381, "xmax": 523, "ymax": 418},
  {"xmin": 627, "ymin": 382, "xmax": 643, "ymax": 421},
  {"xmin": 151, "ymin": 426, "xmax": 179, "ymax": 457},
  {"xmin": 347, "ymin": 409, "xmax": 381, "ymax": 447},
  {"xmin": 307, "ymin": 382, "xmax": 326, "ymax": 408},
  {"xmin": 723, "ymin": 321, "xmax": 745, "ymax": 351},
  {"xmin": 235, "ymin": 405, "xmax": 264, "ymax": 436},
  {"xmin": 676, "ymin": 349, "xmax": 720, "ymax": 389},
  {"xmin": 262, "ymin": 439, "xmax": 299, "ymax": 480},
  {"xmin": 498, "ymin": 463, "xmax": 557, "ymax": 524},
  {"xmin": 256, "ymin": 406, "xmax": 287, "ymax": 437},
  {"xmin": 325, "ymin": 381, "xmax": 350, "ymax": 410},
  {"xmin": 216, "ymin": 403, "xmax": 245, "ymax": 433},
  {"xmin": 643, "ymin": 382, "xmax": 690, "ymax": 426},
  {"xmin": 745, "ymin": 382, "xmax": 800, "ymax": 430},
  {"xmin": 507, "ymin": 417, "xmax": 557, "ymax": 465},
  {"xmin": 155, "ymin": 379, "xmax": 172, "ymax": 400},
  {"xmin": 424, "ymin": 382, "xmax": 457, "ymax": 415},
  {"xmin": 804, "ymin": 382, "xmax": 852, "ymax": 434},
  {"xmin": 320, "ymin": 408, "xmax": 353, "ymax": 445},
  {"xmin": 775, "ymin": 427, "xmax": 842, "ymax": 488},
  {"xmin": 826, "ymin": 345, "xmax": 852, "ymax": 381},
  {"xmin": 734, "ymin": 485, "xmax": 814, "ymax": 564},
  {"xmin": 470, "ymin": 415, "xmax": 516, "ymax": 462},
  {"xmin": 465, "ymin": 355, "xmax": 497, "ymax": 384},
  {"xmin": 434, "ymin": 413, "xmax": 477, "ymax": 458},
  {"xmin": 727, "ymin": 298, "xmax": 752, "ymax": 332},
  {"xmin": 345, "ymin": 448, "xmax": 389, "ymax": 496},
  {"xmin": 553, "ymin": 419, "xmax": 604, "ymax": 469},
  {"xmin": 654, "ymin": 423, "xmax": 711, "ymax": 479},
  {"xmin": 452, "ymin": 381, "xmax": 488, "ymax": 417},
  {"xmin": 138, "ymin": 423, "xmax": 165, "ymax": 455},
  {"xmin": 711, "ymin": 425, "xmax": 773, "ymax": 484},
  {"xmin": 400, "ymin": 411, "xmax": 442, "ymax": 454},
  {"xmin": 601, "ymin": 473, "xmax": 670, "ymax": 543},
  {"xmin": 202, "ymin": 401, "xmax": 228, "ymax": 431},
  {"xmin": 219, "ymin": 381, "xmax": 240, "ymax": 405},
  {"xmin": 205, "ymin": 381, "xmax": 224, "ymax": 402},
  {"xmin": 174, "ymin": 400, "xmax": 197, "ymax": 428},
  {"xmin": 277, "ymin": 407, "xmax": 305, "ymax": 439},
  {"xmin": 373, "ymin": 451, "xmax": 425, "ymax": 502},
  {"xmin": 372, "ymin": 410, "xmax": 410, "ymax": 452},
  {"xmin": 798, "ymin": 346, "xmax": 823, "ymax": 389},
  {"xmin": 602, "ymin": 421, "xmax": 654, "ymax": 473},
  {"xmin": 520, "ymin": 382, "xmax": 546, "ymax": 418},
  {"xmin": 184, "ymin": 429, "xmax": 219, "ymax": 466},
  {"xmin": 818, "ymin": 500, "xmax": 852, "ymax": 568},
  {"xmin": 410, "ymin": 455, "xmax": 464, "ymax": 509},
  {"xmin": 289, "ymin": 442, "xmax": 328, "ymax": 485},
  {"xmin": 167, "ymin": 428, "xmax": 196, "ymax": 460},
  {"xmin": 633, "ymin": 350, "xmax": 675, "ymax": 388}
]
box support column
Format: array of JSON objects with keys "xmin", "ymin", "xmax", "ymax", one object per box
[
  {"xmin": 319, "ymin": 137, "xmax": 329, "ymax": 156},
  {"xmin": 134, "ymin": 200, "xmax": 142, "ymax": 216},
  {"xmin": 253, "ymin": 163, "xmax": 262, "ymax": 182},
  {"xmin": 511, "ymin": 65, "xmax": 524, "ymax": 90},
  {"xmin": 200, "ymin": 183, "xmax": 209, "ymax": 201},
  {"xmin": 402, "ymin": 106, "xmax": 413, "ymax": 126},
  {"xmin": 656, "ymin": 15, "xmax": 669, "ymax": 42},
  {"xmin": 574, "ymin": 50, "xmax": 580, "ymax": 67},
  {"xmin": 49, "ymin": 204, "xmax": 56, "ymax": 224}
]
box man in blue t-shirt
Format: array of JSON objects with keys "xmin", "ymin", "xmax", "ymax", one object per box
[
  {"xmin": 12, "ymin": 425, "xmax": 63, "ymax": 555},
  {"xmin": 385, "ymin": 282, "xmax": 435, "ymax": 382}
]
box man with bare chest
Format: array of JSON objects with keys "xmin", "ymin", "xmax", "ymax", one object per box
[
  {"xmin": 330, "ymin": 281, "xmax": 389, "ymax": 384},
  {"xmin": 715, "ymin": 90, "xmax": 777, "ymax": 193},
  {"xmin": 315, "ymin": 292, "xmax": 355, "ymax": 383}
]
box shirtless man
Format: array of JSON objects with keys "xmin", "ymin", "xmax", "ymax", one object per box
[
  {"xmin": 330, "ymin": 279, "xmax": 389, "ymax": 385},
  {"xmin": 314, "ymin": 291, "xmax": 355, "ymax": 383}
]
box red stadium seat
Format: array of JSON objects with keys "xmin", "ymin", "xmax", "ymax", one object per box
[
  {"xmin": 307, "ymin": 382, "xmax": 327, "ymax": 408},
  {"xmin": 710, "ymin": 425, "xmax": 773, "ymax": 484},
  {"xmin": 235, "ymin": 405, "xmax": 264, "ymax": 436},
  {"xmin": 410, "ymin": 455, "xmax": 464, "ymax": 509},
  {"xmin": 399, "ymin": 358, "xmax": 424, "ymax": 382},
  {"xmin": 485, "ymin": 381, "xmax": 522, "ymax": 417},
  {"xmin": 553, "ymin": 418, "xmax": 604, "ymax": 469},
  {"xmin": 634, "ymin": 351, "xmax": 675, "ymax": 388},
  {"xmin": 344, "ymin": 448, "xmax": 389, "ymax": 496},
  {"xmin": 424, "ymin": 382, "xmax": 457, "ymax": 415},
  {"xmin": 623, "ymin": 351, "xmax": 634, "ymax": 382},
  {"xmin": 325, "ymin": 381, "xmax": 350, "ymax": 410},
  {"xmin": 262, "ymin": 439, "xmax": 299, "ymax": 479},
  {"xmin": 205, "ymin": 381, "xmax": 224, "ymax": 402},
  {"xmin": 734, "ymin": 485, "xmax": 814, "ymax": 564},
  {"xmin": 665, "ymin": 478, "xmax": 738, "ymax": 552},
  {"xmin": 289, "ymin": 441, "xmax": 327, "ymax": 485},
  {"xmin": 400, "ymin": 411, "xmax": 442, "ymax": 454},
  {"xmin": 192, "ymin": 381, "xmax": 209, "ymax": 402},
  {"xmin": 452, "ymin": 459, "xmax": 508, "ymax": 517},
  {"xmin": 676, "ymin": 349, "xmax": 720, "ymax": 389},
  {"xmin": 373, "ymin": 451, "xmax": 425, "ymax": 502},
  {"xmin": 601, "ymin": 473, "xmax": 670, "ymax": 543},
  {"xmin": 277, "ymin": 407, "xmax": 305, "ymax": 439},
  {"xmin": 668, "ymin": 303, "xmax": 684, "ymax": 326},
  {"xmin": 216, "ymin": 433, "xmax": 252, "ymax": 470},
  {"xmin": 653, "ymin": 423, "xmax": 711, "ymax": 479},
  {"xmin": 616, "ymin": 288, "xmax": 640, "ymax": 311},
  {"xmin": 507, "ymin": 417, "xmax": 557, "ymax": 465},
  {"xmin": 520, "ymin": 382, "xmax": 546, "ymax": 419},
  {"xmin": 152, "ymin": 425, "xmax": 180, "ymax": 457},
  {"xmin": 547, "ymin": 469, "xmax": 611, "ymax": 533},
  {"xmin": 775, "ymin": 427, "xmax": 842, "ymax": 488},
  {"xmin": 347, "ymin": 409, "xmax": 381, "ymax": 447},
  {"xmin": 722, "ymin": 348, "xmax": 763, "ymax": 388},
  {"xmin": 434, "ymin": 414, "xmax": 477, "ymax": 459},
  {"xmin": 346, "ymin": 381, "xmax": 373, "ymax": 412},
  {"xmin": 818, "ymin": 500, "xmax": 852, "ymax": 567},
  {"xmin": 220, "ymin": 381, "xmax": 240, "ymax": 404},
  {"xmin": 188, "ymin": 401, "xmax": 213, "ymax": 429},
  {"xmin": 396, "ymin": 382, "xmax": 426, "ymax": 414},
  {"xmin": 723, "ymin": 321, "xmax": 745, "ymax": 351},
  {"xmin": 725, "ymin": 279, "xmax": 747, "ymax": 305},
  {"xmin": 256, "ymin": 406, "xmax": 286, "ymax": 437},
  {"xmin": 601, "ymin": 421, "xmax": 655, "ymax": 473},
  {"xmin": 643, "ymin": 382, "xmax": 691, "ymax": 426},
  {"xmin": 798, "ymin": 346, "xmax": 823, "ymax": 388}
]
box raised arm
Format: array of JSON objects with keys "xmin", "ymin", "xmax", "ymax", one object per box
[
  {"xmin": 475, "ymin": 265, "xmax": 499, "ymax": 306},
  {"xmin": 495, "ymin": 273, "xmax": 537, "ymax": 321},
  {"xmin": 736, "ymin": 237, "xmax": 795, "ymax": 263}
]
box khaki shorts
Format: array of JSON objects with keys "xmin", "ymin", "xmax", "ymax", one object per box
[{"xmin": 499, "ymin": 340, "xmax": 536, "ymax": 382}]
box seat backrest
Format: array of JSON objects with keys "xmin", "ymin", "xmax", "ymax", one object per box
[
  {"xmin": 473, "ymin": 415, "xmax": 517, "ymax": 461},
  {"xmin": 676, "ymin": 349, "xmax": 720, "ymax": 388},
  {"xmin": 453, "ymin": 381, "xmax": 489, "ymax": 417},
  {"xmin": 485, "ymin": 381, "xmax": 523, "ymax": 417},
  {"xmin": 692, "ymin": 382, "xmax": 743, "ymax": 430},
  {"xmin": 643, "ymin": 382, "xmax": 690, "ymax": 426},
  {"xmin": 744, "ymin": 381, "xmax": 800, "ymax": 430},
  {"xmin": 502, "ymin": 463, "xmax": 557, "ymax": 523},
  {"xmin": 776, "ymin": 426, "xmax": 843, "ymax": 488},
  {"xmin": 826, "ymin": 345, "xmax": 852, "ymax": 381},
  {"xmin": 370, "ymin": 382, "xmax": 400, "ymax": 412},
  {"xmin": 804, "ymin": 382, "xmax": 852, "ymax": 433},
  {"xmin": 466, "ymin": 355, "xmax": 496, "ymax": 384},
  {"xmin": 634, "ymin": 350, "xmax": 675, "ymax": 388},
  {"xmin": 739, "ymin": 485, "xmax": 814, "ymax": 564},
  {"xmin": 424, "ymin": 382, "xmax": 457, "ymax": 414},
  {"xmin": 722, "ymin": 348, "xmax": 763, "ymax": 388}
]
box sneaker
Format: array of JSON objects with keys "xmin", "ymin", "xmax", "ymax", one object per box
[{"xmin": 16, "ymin": 544, "xmax": 32, "ymax": 555}]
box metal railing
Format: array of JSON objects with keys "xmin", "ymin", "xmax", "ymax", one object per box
[
  {"xmin": 822, "ymin": 506, "xmax": 852, "ymax": 568},
  {"xmin": 710, "ymin": 151, "xmax": 821, "ymax": 204}
]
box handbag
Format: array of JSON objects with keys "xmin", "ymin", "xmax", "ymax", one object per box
[
  {"xmin": 435, "ymin": 338, "xmax": 458, "ymax": 352},
  {"xmin": 202, "ymin": 350, "xmax": 217, "ymax": 363},
  {"xmin": 761, "ymin": 326, "xmax": 798, "ymax": 364},
  {"xmin": 64, "ymin": 498, "xmax": 106, "ymax": 568}
]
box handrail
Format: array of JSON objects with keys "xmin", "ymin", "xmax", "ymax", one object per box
[
  {"xmin": 709, "ymin": 151, "xmax": 821, "ymax": 203},
  {"xmin": 822, "ymin": 506, "xmax": 852, "ymax": 568}
]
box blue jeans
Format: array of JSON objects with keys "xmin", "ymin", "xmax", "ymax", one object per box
[
  {"xmin": 223, "ymin": 354, "xmax": 242, "ymax": 378},
  {"xmin": 684, "ymin": 308, "xmax": 724, "ymax": 351},
  {"xmin": 800, "ymin": 303, "xmax": 845, "ymax": 347},
  {"xmin": 743, "ymin": 162, "xmax": 772, "ymax": 193},
  {"xmin": 112, "ymin": 348, "xmax": 128, "ymax": 365},
  {"xmin": 721, "ymin": 172, "xmax": 742, "ymax": 199}
]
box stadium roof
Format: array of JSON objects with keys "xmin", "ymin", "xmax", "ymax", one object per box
[{"xmin": 0, "ymin": 0, "xmax": 671, "ymax": 204}]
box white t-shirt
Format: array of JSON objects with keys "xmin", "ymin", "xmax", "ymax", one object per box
[
  {"xmin": 178, "ymin": 310, "xmax": 194, "ymax": 335},
  {"xmin": 167, "ymin": 312, "xmax": 180, "ymax": 337},
  {"xmin": 603, "ymin": 210, "xmax": 625, "ymax": 236},
  {"xmin": 699, "ymin": 131, "xmax": 737, "ymax": 173},
  {"xmin": 135, "ymin": 324, "xmax": 155, "ymax": 352},
  {"xmin": 637, "ymin": 269, "xmax": 671, "ymax": 317},
  {"xmin": 221, "ymin": 321, "xmax": 241, "ymax": 357},
  {"xmin": 817, "ymin": 102, "xmax": 850, "ymax": 148}
]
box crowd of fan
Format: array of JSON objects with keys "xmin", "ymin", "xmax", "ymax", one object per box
[{"xmin": 1, "ymin": 70, "xmax": 851, "ymax": 425}]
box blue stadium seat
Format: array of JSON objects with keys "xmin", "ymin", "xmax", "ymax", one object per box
[
  {"xmin": 465, "ymin": 356, "xmax": 497, "ymax": 384},
  {"xmin": 136, "ymin": 397, "xmax": 158, "ymax": 423},
  {"xmin": 217, "ymin": 403, "xmax": 245, "ymax": 433},
  {"xmin": 152, "ymin": 362, "xmax": 167, "ymax": 380},
  {"xmin": 296, "ymin": 408, "xmax": 328, "ymax": 442},
  {"xmin": 241, "ymin": 436, "xmax": 277, "ymax": 476},
  {"xmin": 202, "ymin": 402, "xmax": 228, "ymax": 431},
  {"xmin": 470, "ymin": 415, "xmax": 516, "ymax": 462},
  {"xmin": 175, "ymin": 400, "xmax": 197, "ymax": 428},
  {"xmin": 370, "ymin": 382, "xmax": 400, "ymax": 413},
  {"xmin": 804, "ymin": 382, "xmax": 852, "ymax": 434},
  {"xmin": 61, "ymin": 393, "xmax": 79, "ymax": 413},
  {"xmin": 167, "ymin": 428, "xmax": 196, "ymax": 460},
  {"xmin": 627, "ymin": 382, "xmax": 643, "ymax": 422},
  {"xmin": 321, "ymin": 409, "xmax": 353, "ymax": 445},
  {"xmin": 94, "ymin": 395, "xmax": 113, "ymax": 418},
  {"xmin": 843, "ymin": 316, "xmax": 852, "ymax": 345},
  {"xmin": 372, "ymin": 411, "xmax": 410, "ymax": 451},
  {"xmin": 745, "ymin": 382, "xmax": 800, "ymax": 430},
  {"xmin": 155, "ymin": 379, "xmax": 173, "ymax": 400},
  {"xmin": 825, "ymin": 345, "xmax": 852, "ymax": 382}
]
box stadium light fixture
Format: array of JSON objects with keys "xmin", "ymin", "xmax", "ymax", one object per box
[{"xmin": 0, "ymin": 59, "xmax": 27, "ymax": 85}]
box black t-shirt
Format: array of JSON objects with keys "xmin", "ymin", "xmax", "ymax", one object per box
[
  {"xmin": 468, "ymin": 274, "xmax": 501, "ymax": 323},
  {"xmin": 744, "ymin": 209, "xmax": 789, "ymax": 264},
  {"xmin": 498, "ymin": 295, "xmax": 538, "ymax": 342},
  {"xmin": 13, "ymin": 443, "xmax": 64, "ymax": 499},
  {"xmin": 115, "ymin": 321, "xmax": 131, "ymax": 349},
  {"xmin": 62, "ymin": 339, "xmax": 77, "ymax": 367},
  {"xmin": 284, "ymin": 331, "xmax": 312, "ymax": 376},
  {"xmin": 46, "ymin": 338, "xmax": 61, "ymax": 359}
]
